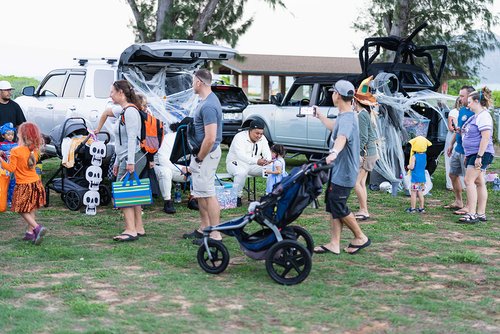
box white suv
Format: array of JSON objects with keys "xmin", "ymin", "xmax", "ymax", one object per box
[{"xmin": 16, "ymin": 40, "xmax": 237, "ymax": 156}]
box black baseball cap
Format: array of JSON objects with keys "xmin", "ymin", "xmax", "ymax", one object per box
[{"xmin": 249, "ymin": 119, "xmax": 265, "ymax": 129}]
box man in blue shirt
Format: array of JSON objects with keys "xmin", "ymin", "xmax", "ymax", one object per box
[{"xmin": 445, "ymin": 85, "xmax": 474, "ymax": 213}]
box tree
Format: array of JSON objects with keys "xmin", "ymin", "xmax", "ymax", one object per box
[
  {"xmin": 126, "ymin": 0, "xmax": 285, "ymax": 47},
  {"xmin": 353, "ymin": 0, "xmax": 500, "ymax": 80}
]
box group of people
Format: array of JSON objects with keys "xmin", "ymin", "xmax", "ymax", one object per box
[
  {"xmin": 0, "ymin": 73, "xmax": 495, "ymax": 250},
  {"xmin": 443, "ymin": 85, "xmax": 495, "ymax": 223},
  {"xmin": 0, "ymin": 80, "xmax": 46, "ymax": 244}
]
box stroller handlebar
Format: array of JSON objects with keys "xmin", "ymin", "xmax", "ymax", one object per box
[{"xmin": 306, "ymin": 160, "xmax": 332, "ymax": 174}]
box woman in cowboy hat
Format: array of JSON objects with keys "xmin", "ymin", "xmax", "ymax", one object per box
[{"xmin": 353, "ymin": 76, "xmax": 379, "ymax": 221}]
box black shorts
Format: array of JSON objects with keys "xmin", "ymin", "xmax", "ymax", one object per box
[{"xmin": 325, "ymin": 183, "xmax": 352, "ymax": 219}]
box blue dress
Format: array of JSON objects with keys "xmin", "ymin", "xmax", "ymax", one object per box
[{"xmin": 266, "ymin": 157, "xmax": 287, "ymax": 194}]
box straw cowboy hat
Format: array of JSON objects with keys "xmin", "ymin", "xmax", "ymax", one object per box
[{"xmin": 354, "ymin": 76, "xmax": 377, "ymax": 106}]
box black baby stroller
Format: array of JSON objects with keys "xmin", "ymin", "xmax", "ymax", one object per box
[
  {"xmin": 196, "ymin": 161, "xmax": 331, "ymax": 285},
  {"xmin": 44, "ymin": 117, "xmax": 112, "ymax": 211}
]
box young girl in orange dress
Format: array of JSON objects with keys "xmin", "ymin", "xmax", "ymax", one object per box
[{"xmin": 0, "ymin": 122, "xmax": 47, "ymax": 244}]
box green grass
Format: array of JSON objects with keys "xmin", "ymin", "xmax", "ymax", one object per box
[{"xmin": 0, "ymin": 146, "xmax": 499, "ymax": 333}]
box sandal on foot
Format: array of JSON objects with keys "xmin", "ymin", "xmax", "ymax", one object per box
[
  {"xmin": 313, "ymin": 245, "xmax": 340, "ymax": 255},
  {"xmin": 453, "ymin": 208, "xmax": 469, "ymax": 215},
  {"xmin": 113, "ymin": 233, "xmax": 138, "ymax": 242},
  {"xmin": 443, "ymin": 204, "xmax": 462, "ymax": 210},
  {"xmin": 355, "ymin": 214, "xmax": 370, "ymax": 221},
  {"xmin": 476, "ymin": 214, "xmax": 487, "ymax": 222},
  {"xmin": 346, "ymin": 238, "xmax": 371, "ymax": 255},
  {"xmin": 457, "ymin": 213, "xmax": 479, "ymax": 224}
]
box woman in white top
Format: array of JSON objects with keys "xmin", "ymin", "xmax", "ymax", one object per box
[{"xmin": 444, "ymin": 98, "xmax": 460, "ymax": 190}]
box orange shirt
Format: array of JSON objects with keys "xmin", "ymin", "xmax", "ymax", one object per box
[{"xmin": 1, "ymin": 146, "xmax": 40, "ymax": 184}]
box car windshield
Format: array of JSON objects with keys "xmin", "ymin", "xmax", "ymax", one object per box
[{"xmin": 212, "ymin": 88, "xmax": 247, "ymax": 108}]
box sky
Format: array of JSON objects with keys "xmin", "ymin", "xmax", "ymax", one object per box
[{"xmin": 0, "ymin": 0, "xmax": 499, "ymax": 79}]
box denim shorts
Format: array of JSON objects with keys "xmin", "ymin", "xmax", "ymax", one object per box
[{"xmin": 465, "ymin": 152, "xmax": 494, "ymax": 171}]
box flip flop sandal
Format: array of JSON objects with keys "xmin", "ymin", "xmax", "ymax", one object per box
[
  {"xmin": 346, "ymin": 238, "xmax": 371, "ymax": 255},
  {"xmin": 113, "ymin": 233, "xmax": 139, "ymax": 242},
  {"xmin": 457, "ymin": 213, "xmax": 479, "ymax": 224},
  {"xmin": 443, "ymin": 204, "xmax": 462, "ymax": 210},
  {"xmin": 453, "ymin": 209, "xmax": 469, "ymax": 215},
  {"xmin": 355, "ymin": 214, "xmax": 370, "ymax": 221},
  {"xmin": 313, "ymin": 245, "xmax": 340, "ymax": 255}
]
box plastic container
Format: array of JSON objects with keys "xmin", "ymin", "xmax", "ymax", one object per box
[
  {"xmin": 174, "ymin": 183, "xmax": 182, "ymax": 203},
  {"xmin": 403, "ymin": 117, "xmax": 430, "ymax": 138},
  {"xmin": 215, "ymin": 182, "xmax": 237, "ymax": 209}
]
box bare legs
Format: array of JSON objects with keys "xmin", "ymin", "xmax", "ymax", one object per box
[
  {"xmin": 354, "ymin": 169, "xmax": 369, "ymax": 217},
  {"xmin": 464, "ymin": 168, "xmax": 486, "ymax": 215},
  {"xmin": 449, "ymin": 173, "xmax": 466, "ymax": 209},
  {"xmin": 315, "ymin": 213, "xmax": 369, "ymax": 254},
  {"xmin": 197, "ymin": 196, "xmax": 222, "ymax": 240},
  {"xmin": 114, "ymin": 205, "xmax": 144, "ymax": 239},
  {"xmin": 20, "ymin": 211, "xmax": 39, "ymax": 230}
]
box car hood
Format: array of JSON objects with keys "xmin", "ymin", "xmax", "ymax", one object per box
[{"xmin": 119, "ymin": 39, "xmax": 237, "ymax": 71}]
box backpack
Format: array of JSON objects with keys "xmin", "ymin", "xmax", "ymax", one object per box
[{"xmin": 119, "ymin": 104, "xmax": 164, "ymax": 155}]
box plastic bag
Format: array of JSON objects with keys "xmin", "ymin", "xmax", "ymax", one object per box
[{"xmin": 0, "ymin": 170, "xmax": 9, "ymax": 212}]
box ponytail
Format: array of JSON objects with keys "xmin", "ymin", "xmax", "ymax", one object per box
[
  {"xmin": 113, "ymin": 80, "xmax": 142, "ymax": 109},
  {"xmin": 469, "ymin": 87, "xmax": 493, "ymax": 109},
  {"xmin": 17, "ymin": 122, "xmax": 44, "ymax": 169}
]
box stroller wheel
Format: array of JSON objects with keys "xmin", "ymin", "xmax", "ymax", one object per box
[
  {"xmin": 63, "ymin": 190, "xmax": 83, "ymax": 211},
  {"xmin": 265, "ymin": 240, "xmax": 312, "ymax": 285},
  {"xmin": 288, "ymin": 225, "xmax": 314, "ymax": 255},
  {"xmin": 197, "ymin": 239, "xmax": 229, "ymax": 274},
  {"xmin": 98, "ymin": 184, "xmax": 111, "ymax": 206}
]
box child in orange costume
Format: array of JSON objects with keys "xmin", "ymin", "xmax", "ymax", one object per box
[{"xmin": 0, "ymin": 122, "xmax": 47, "ymax": 244}]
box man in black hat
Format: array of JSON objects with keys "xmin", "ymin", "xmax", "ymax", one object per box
[{"xmin": 226, "ymin": 119, "xmax": 272, "ymax": 207}]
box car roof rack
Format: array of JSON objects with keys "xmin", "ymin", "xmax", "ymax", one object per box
[{"xmin": 73, "ymin": 58, "xmax": 118, "ymax": 66}]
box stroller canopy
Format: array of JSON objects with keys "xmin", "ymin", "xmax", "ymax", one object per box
[{"xmin": 49, "ymin": 119, "xmax": 89, "ymax": 153}]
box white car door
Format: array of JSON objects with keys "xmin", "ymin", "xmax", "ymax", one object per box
[
  {"xmin": 275, "ymin": 83, "xmax": 312, "ymax": 146},
  {"xmin": 307, "ymin": 84, "xmax": 338, "ymax": 150},
  {"xmin": 24, "ymin": 71, "xmax": 68, "ymax": 135}
]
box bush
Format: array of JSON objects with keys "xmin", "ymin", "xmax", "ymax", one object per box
[{"xmin": 0, "ymin": 75, "xmax": 40, "ymax": 99}]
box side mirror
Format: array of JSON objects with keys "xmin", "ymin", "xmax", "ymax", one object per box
[
  {"xmin": 22, "ymin": 86, "xmax": 35, "ymax": 96},
  {"xmin": 270, "ymin": 93, "xmax": 284, "ymax": 105}
]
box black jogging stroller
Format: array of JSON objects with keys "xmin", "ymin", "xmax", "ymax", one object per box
[
  {"xmin": 44, "ymin": 117, "xmax": 113, "ymax": 211},
  {"xmin": 196, "ymin": 161, "xmax": 331, "ymax": 285}
]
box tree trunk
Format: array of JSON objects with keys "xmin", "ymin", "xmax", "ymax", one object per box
[
  {"xmin": 127, "ymin": 0, "xmax": 146, "ymax": 42},
  {"xmin": 190, "ymin": 0, "xmax": 220, "ymax": 40},
  {"xmin": 389, "ymin": 0, "xmax": 410, "ymax": 38},
  {"xmin": 155, "ymin": 0, "xmax": 173, "ymax": 41}
]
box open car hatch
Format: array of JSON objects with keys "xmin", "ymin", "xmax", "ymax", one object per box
[{"xmin": 119, "ymin": 39, "xmax": 237, "ymax": 70}]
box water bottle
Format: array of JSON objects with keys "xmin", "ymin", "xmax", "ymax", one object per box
[{"xmin": 174, "ymin": 183, "xmax": 182, "ymax": 203}]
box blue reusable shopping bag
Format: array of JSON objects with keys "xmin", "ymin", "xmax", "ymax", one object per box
[{"xmin": 112, "ymin": 172, "xmax": 152, "ymax": 208}]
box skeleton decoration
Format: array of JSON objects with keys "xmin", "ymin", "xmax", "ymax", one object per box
[
  {"xmin": 86, "ymin": 166, "xmax": 103, "ymax": 191},
  {"xmin": 90, "ymin": 141, "xmax": 106, "ymax": 166},
  {"xmin": 85, "ymin": 137, "xmax": 105, "ymax": 215},
  {"xmin": 83, "ymin": 190, "xmax": 100, "ymax": 216}
]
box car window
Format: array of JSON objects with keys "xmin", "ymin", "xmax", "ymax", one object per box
[
  {"xmin": 317, "ymin": 85, "xmax": 334, "ymax": 106},
  {"xmin": 63, "ymin": 74, "xmax": 85, "ymax": 98},
  {"xmin": 94, "ymin": 70, "xmax": 114, "ymax": 98},
  {"xmin": 284, "ymin": 84, "xmax": 313, "ymax": 106},
  {"xmin": 39, "ymin": 74, "xmax": 66, "ymax": 97}
]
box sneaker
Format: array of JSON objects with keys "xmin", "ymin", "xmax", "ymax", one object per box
[
  {"xmin": 192, "ymin": 237, "xmax": 222, "ymax": 246},
  {"xmin": 22, "ymin": 232, "xmax": 35, "ymax": 241},
  {"xmin": 163, "ymin": 200, "xmax": 176, "ymax": 214},
  {"xmin": 182, "ymin": 229, "xmax": 203, "ymax": 239},
  {"xmin": 187, "ymin": 197, "xmax": 199, "ymax": 211},
  {"xmin": 417, "ymin": 208, "xmax": 426, "ymax": 213},
  {"xmin": 237, "ymin": 197, "xmax": 242, "ymax": 207},
  {"xmin": 33, "ymin": 225, "xmax": 46, "ymax": 245},
  {"xmin": 405, "ymin": 208, "xmax": 416, "ymax": 213}
]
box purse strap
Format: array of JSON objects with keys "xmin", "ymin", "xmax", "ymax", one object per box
[{"xmin": 122, "ymin": 171, "xmax": 142, "ymax": 187}]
